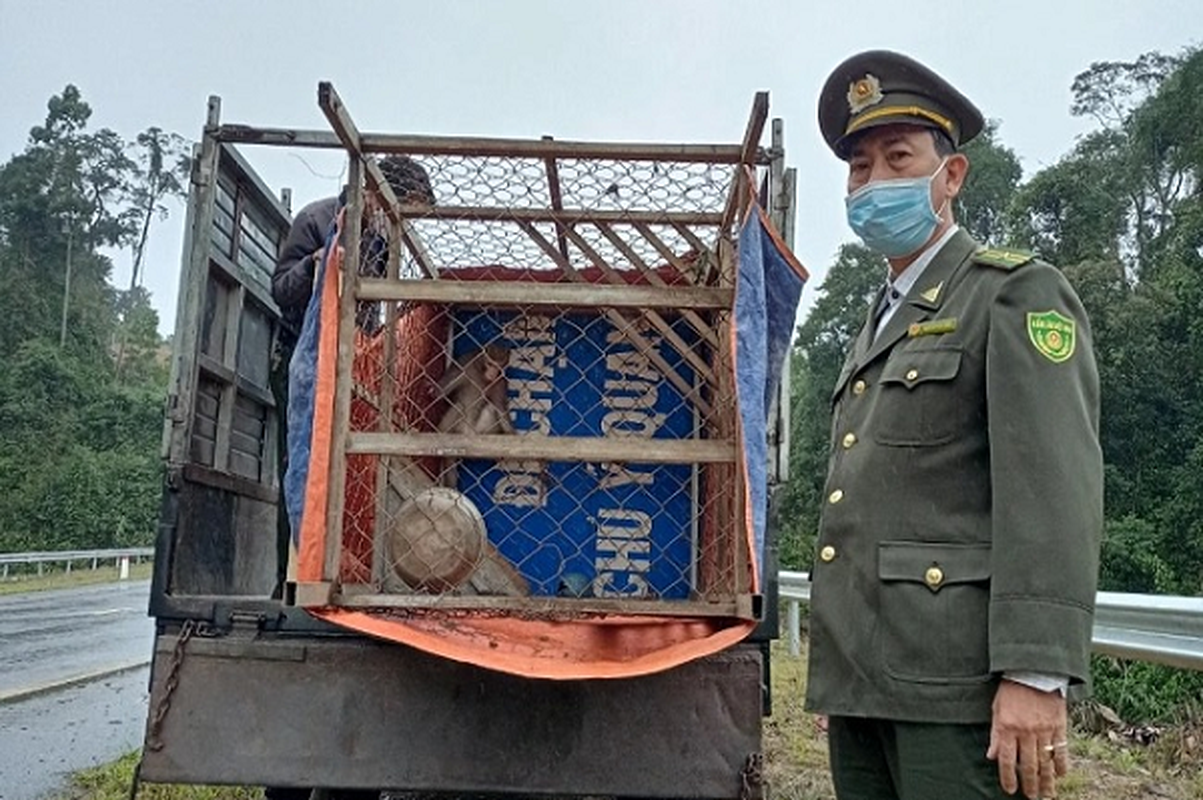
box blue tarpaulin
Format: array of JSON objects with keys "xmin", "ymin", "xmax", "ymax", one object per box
[{"xmin": 735, "ymin": 206, "xmax": 807, "ymax": 579}]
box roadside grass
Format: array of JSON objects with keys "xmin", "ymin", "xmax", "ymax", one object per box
[
  {"xmin": 0, "ymin": 561, "xmax": 153, "ymax": 595},
  {"xmin": 66, "ymin": 752, "xmax": 258, "ymax": 800},
  {"xmin": 62, "ymin": 641, "xmax": 1201, "ymax": 800}
]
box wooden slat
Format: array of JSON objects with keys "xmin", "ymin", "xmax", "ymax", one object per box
[
  {"xmin": 334, "ymin": 591, "xmax": 750, "ymax": 619},
  {"xmin": 717, "ymin": 235, "xmax": 737, "ymax": 287},
  {"xmin": 294, "ymin": 581, "xmax": 335, "ymax": 607},
  {"xmin": 769, "ymin": 118, "xmax": 786, "ymax": 234},
  {"xmin": 397, "ymin": 222, "xmax": 437, "ymax": 280},
  {"xmin": 559, "ymin": 226, "xmax": 716, "ymax": 386},
  {"xmin": 595, "ymin": 223, "xmax": 720, "ymax": 348},
  {"xmin": 346, "ymin": 432, "xmax": 737, "ymax": 464},
  {"xmin": 208, "ymin": 247, "xmax": 278, "ymax": 319},
  {"xmin": 234, "ymin": 374, "xmax": 276, "ymax": 408},
  {"xmin": 719, "ymin": 91, "xmax": 770, "ymax": 234},
  {"xmin": 215, "ymin": 124, "xmax": 771, "ymax": 164},
  {"xmin": 542, "ymin": 135, "xmax": 571, "ymax": 263},
  {"xmin": 197, "ymin": 353, "xmax": 235, "ymax": 385},
  {"xmin": 395, "ymin": 205, "xmax": 723, "ymax": 226},
  {"xmin": 365, "ymin": 163, "xmax": 437, "ymax": 280},
  {"xmin": 669, "ymin": 222, "xmax": 718, "ymax": 284},
  {"xmin": 212, "ymin": 284, "xmax": 244, "ymax": 473},
  {"xmin": 782, "ymin": 167, "xmax": 798, "ymax": 254},
  {"xmin": 318, "ymin": 82, "xmax": 361, "ymax": 155},
  {"xmin": 670, "ymin": 221, "xmax": 712, "ymax": 260},
  {"xmin": 632, "ymin": 222, "xmax": 698, "ymax": 286},
  {"xmin": 518, "ymin": 221, "xmax": 715, "ymax": 418},
  {"xmin": 317, "ymin": 82, "xmax": 437, "ymax": 280},
  {"xmin": 182, "ymin": 463, "xmax": 277, "ymax": 504},
  {"xmin": 357, "ymin": 277, "xmax": 733, "ymax": 310}
]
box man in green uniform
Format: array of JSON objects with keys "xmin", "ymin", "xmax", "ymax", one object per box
[{"xmin": 806, "ymin": 50, "xmax": 1103, "ymax": 799}]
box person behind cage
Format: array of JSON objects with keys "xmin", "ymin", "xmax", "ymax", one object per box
[
  {"xmin": 804, "ymin": 50, "xmax": 1103, "ymax": 800},
  {"xmin": 263, "ymin": 155, "xmax": 433, "ymax": 800},
  {"xmin": 268, "ymin": 154, "xmax": 435, "ymax": 599}
]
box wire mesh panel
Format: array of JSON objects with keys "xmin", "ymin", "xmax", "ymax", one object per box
[{"xmin": 307, "ymin": 141, "xmax": 762, "ymax": 619}]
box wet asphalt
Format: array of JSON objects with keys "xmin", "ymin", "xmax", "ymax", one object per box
[{"xmin": 0, "ymin": 580, "xmax": 154, "ymax": 800}]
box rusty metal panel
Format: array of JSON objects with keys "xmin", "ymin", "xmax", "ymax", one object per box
[{"xmin": 140, "ymin": 635, "xmax": 763, "ymax": 798}]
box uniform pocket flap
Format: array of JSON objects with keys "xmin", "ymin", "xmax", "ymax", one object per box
[
  {"xmin": 879, "ymin": 542, "xmax": 991, "ymax": 590},
  {"xmin": 879, "ymin": 347, "xmax": 962, "ymax": 389}
]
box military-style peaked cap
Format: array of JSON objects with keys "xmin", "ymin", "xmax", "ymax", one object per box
[{"xmin": 818, "ymin": 50, "xmax": 984, "ymax": 160}]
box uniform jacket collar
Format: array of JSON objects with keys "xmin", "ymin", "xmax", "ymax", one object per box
[{"xmin": 857, "ymin": 229, "xmax": 979, "ymax": 367}]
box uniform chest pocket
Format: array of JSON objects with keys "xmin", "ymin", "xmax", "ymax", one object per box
[{"xmin": 873, "ymin": 346, "xmax": 966, "ymax": 446}]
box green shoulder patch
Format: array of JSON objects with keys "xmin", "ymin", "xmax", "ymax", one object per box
[
  {"xmin": 1027, "ymin": 310, "xmax": 1076, "ymax": 363},
  {"xmin": 974, "ymin": 247, "xmax": 1034, "ymax": 270}
]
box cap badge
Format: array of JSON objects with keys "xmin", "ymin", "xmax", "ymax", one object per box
[{"xmin": 847, "ymin": 74, "xmax": 884, "ymax": 114}]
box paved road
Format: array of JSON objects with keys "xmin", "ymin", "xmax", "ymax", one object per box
[
  {"xmin": 0, "ymin": 581, "xmax": 154, "ymax": 799},
  {"xmin": 0, "ymin": 580, "xmax": 153, "ymax": 700}
]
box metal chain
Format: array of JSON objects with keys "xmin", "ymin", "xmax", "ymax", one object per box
[
  {"xmin": 144, "ymin": 619, "xmax": 196, "ymax": 752},
  {"xmin": 739, "ymin": 751, "xmax": 765, "ymax": 800}
]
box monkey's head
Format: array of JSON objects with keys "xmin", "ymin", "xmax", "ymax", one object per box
[
  {"xmin": 439, "ymin": 343, "xmax": 510, "ymax": 395},
  {"xmin": 481, "ymin": 344, "xmax": 509, "ymax": 383}
]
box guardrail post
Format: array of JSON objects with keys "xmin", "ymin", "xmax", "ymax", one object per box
[
  {"xmin": 788, "ymin": 599, "xmax": 801, "ymax": 657},
  {"xmin": 119, "ymin": 556, "xmax": 130, "ymax": 581}
]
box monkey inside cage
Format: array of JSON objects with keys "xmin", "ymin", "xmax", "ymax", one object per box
[{"xmin": 290, "ymin": 85, "xmax": 797, "ymax": 627}]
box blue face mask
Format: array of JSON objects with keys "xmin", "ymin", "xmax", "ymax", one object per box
[{"xmin": 845, "ymin": 159, "xmax": 948, "ymax": 258}]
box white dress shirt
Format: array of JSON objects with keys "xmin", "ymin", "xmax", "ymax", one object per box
[{"xmin": 874, "ymin": 224, "xmax": 960, "ymax": 339}]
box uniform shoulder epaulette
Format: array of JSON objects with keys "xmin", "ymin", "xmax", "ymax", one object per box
[{"xmin": 973, "ymin": 247, "xmax": 1035, "ymax": 270}]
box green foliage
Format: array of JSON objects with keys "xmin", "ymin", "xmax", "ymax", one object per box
[
  {"xmin": 955, "ymin": 120, "xmax": 1023, "ymax": 245},
  {"xmin": 1098, "ymin": 516, "xmax": 1176, "ymax": 593},
  {"xmin": 778, "ymin": 243, "xmax": 884, "ymax": 568},
  {"xmin": 1090, "ymin": 655, "xmax": 1203, "ymax": 724},
  {"xmin": 1008, "ymin": 130, "xmax": 1131, "ymax": 266},
  {"xmin": 0, "ymin": 86, "xmax": 186, "ymax": 554}
]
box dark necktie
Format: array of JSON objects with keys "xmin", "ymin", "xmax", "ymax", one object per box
[{"xmin": 873, "ymin": 285, "xmax": 902, "ymax": 330}]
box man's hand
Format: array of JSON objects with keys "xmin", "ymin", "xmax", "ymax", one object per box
[
  {"xmin": 310, "ymin": 245, "xmax": 346, "ymax": 271},
  {"xmin": 305, "ymin": 247, "xmax": 325, "ymax": 278},
  {"xmin": 987, "ymin": 680, "xmax": 1069, "ymax": 798}
]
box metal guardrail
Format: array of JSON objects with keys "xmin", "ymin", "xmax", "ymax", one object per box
[
  {"xmin": 779, "ymin": 570, "xmax": 1203, "ymax": 671},
  {"xmin": 0, "ymin": 547, "xmax": 154, "ymax": 579}
]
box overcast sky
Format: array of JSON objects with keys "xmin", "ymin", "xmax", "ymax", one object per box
[{"xmin": 2, "ymin": 0, "xmax": 1200, "ymax": 334}]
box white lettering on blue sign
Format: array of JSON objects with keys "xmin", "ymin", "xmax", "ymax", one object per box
[
  {"xmin": 493, "ymin": 314, "xmax": 556, "ymax": 508},
  {"xmin": 592, "ymin": 508, "xmax": 653, "ymax": 597}
]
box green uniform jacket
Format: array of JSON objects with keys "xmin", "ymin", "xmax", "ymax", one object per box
[{"xmin": 804, "ymin": 229, "xmax": 1103, "ymax": 724}]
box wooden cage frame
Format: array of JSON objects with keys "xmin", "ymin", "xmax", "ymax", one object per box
[{"xmin": 215, "ymin": 83, "xmax": 795, "ymax": 619}]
